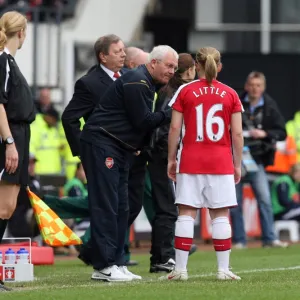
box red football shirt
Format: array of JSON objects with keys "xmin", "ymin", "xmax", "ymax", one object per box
[{"xmin": 169, "ymin": 79, "xmax": 243, "ymax": 174}]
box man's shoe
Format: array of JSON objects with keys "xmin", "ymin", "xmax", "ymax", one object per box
[
  {"xmin": 150, "ymin": 258, "xmax": 175, "ymax": 273},
  {"xmin": 0, "ymin": 281, "xmax": 12, "ymax": 292},
  {"xmin": 233, "ymin": 243, "xmax": 247, "ymax": 249},
  {"xmin": 217, "ymin": 269, "xmax": 241, "ymax": 280},
  {"xmin": 125, "ymin": 260, "xmax": 139, "ymax": 266},
  {"xmin": 159, "ymin": 269, "xmax": 188, "ymax": 281},
  {"xmin": 91, "ymin": 265, "xmax": 132, "ymax": 282},
  {"xmin": 263, "ymin": 239, "xmax": 289, "ymax": 248},
  {"xmin": 189, "ymin": 244, "xmax": 197, "ymax": 256},
  {"xmin": 119, "ymin": 266, "xmax": 142, "ymax": 280}
]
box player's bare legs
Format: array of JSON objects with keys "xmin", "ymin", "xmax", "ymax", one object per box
[
  {"xmin": 209, "ymin": 207, "xmax": 241, "ymax": 280},
  {"xmin": 159, "ymin": 204, "xmax": 197, "ymax": 281},
  {"xmin": 160, "ymin": 205, "xmax": 241, "ymax": 281}
]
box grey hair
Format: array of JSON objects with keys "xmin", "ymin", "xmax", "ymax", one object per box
[{"xmin": 148, "ymin": 45, "xmax": 179, "ymax": 62}]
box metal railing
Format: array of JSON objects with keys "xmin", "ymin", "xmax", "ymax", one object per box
[
  {"xmin": 195, "ymin": 23, "xmax": 300, "ymax": 32},
  {"xmin": 0, "ymin": 1, "xmax": 78, "ymax": 96}
]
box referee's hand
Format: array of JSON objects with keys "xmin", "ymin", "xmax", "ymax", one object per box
[{"xmin": 5, "ymin": 144, "xmax": 19, "ymax": 174}]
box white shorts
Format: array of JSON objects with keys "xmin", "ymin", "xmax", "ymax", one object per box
[{"xmin": 175, "ymin": 174, "xmax": 237, "ymax": 209}]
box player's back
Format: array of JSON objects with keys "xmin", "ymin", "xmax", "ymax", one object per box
[{"xmin": 170, "ymin": 78, "xmax": 242, "ymax": 175}]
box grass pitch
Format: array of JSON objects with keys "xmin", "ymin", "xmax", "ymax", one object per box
[{"xmin": 2, "ymin": 244, "xmax": 300, "ymax": 300}]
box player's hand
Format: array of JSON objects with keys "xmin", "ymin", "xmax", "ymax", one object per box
[
  {"xmin": 234, "ymin": 166, "xmax": 241, "ymax": 184},
  {"xmin": 168, "ymin": 160, "xmax": 177, "ymax": 182},
  {"xmin": 249, "ymin": 129, "xmax": 267, "ymax": 139},
  {"xmin": 5, "ymin": 144, "xmax": 19, "ymax": 174}
]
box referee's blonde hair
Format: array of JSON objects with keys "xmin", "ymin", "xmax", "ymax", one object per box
[{"xmin": 0, "ymin": 11, "xmax": 27, "ymax": 51}]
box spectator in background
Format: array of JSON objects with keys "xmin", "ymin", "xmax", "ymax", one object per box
[
  {"xmin": 30, "ymin": 108, "xmax": 64, "ymax": 175},
  {"xmin": 230, "ymin": 71, "xmax": 288, "ymax": 249},
  {"xmin": 64, "ymin": 162, "xmax": 87, "ymax": 197},
  {"xmin": 33, "ymin": 87, "xmax": 78, "ymax": 179},
  {"xmin": 124, "ymin": 47, "xmax": 149, "ymax": 70},
  {"xmin": 286, "ymin": 111, "xmax": 300, "ymax": 162},
  {"xmin": 35, "ymin": 88, "xmax": 59, "ymax": 115},
  {"xmin": 271, "ymin": 163, "xmax": 300, "ymax": 221}
]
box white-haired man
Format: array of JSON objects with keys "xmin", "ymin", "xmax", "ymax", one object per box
[{"xmin": 79, "ymin": 45, "xmax": 178, "ymax": 282}]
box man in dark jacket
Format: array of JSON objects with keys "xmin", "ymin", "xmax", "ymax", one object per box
[
  {"xmin": 230, "ymin": 71, "xmax": 288, "ymax": 248},
  {"xmin": 46, "ymin": 46, "xmax": 149, "ymax": 267},
  {"xmin": 61, "ymin": 34, "xmax": 126, "ymax": 264},
  {"xmin": 80, "ymin": 45, "xmax": 178, "ymax": 282},
  {"xmin": 62, "ymin": 34, "xmax": 126, "ymax": 157}
]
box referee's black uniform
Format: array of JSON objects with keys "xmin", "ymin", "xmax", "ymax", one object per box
[
  {"xmin": 80, "ymin": 65, "xmax": 171, "ymax": 271},
  {"xmin": 0, "ymin": 51, "xmax": 36, "ymax": 185}
]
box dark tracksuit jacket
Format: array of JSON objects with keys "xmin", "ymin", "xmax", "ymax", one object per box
[
  {"xmin": 81, "ymin": 64, "xmax": 171, "ymax": 151},
  {"xmin": 79, "ymin": 64, "xmax": 171, "ymax": 270}
]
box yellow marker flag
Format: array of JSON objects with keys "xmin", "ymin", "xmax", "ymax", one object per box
[{"xmin": 27, "ymin": 188, "xmax": 82, "ymax": 247}]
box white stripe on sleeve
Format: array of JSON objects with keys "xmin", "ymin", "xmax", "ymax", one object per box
[{"xmin": 168, "ymin": 80, "xmax": 199, "ymax": 107}]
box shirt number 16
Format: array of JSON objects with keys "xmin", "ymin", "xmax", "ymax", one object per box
[{"xmin": 196, "ymin": 103, "xmax": 225, "ymax": 142}]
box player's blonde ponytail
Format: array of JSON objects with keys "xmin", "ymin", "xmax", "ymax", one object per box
[
  {"xmin": 196, "ymin": 47, "xmax": 221, "ymax": 86},
  {"xmin": 204, "ymin": 54, "xmax": 217, "ymax": 86}
]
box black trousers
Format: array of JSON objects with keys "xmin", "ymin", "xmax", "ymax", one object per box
[
  {"xmin": 123, "ymin": 154, "xmax": 147, "ymax": 260},
  {"xmin": 147, "ymin": 151, "xmax": 177, "ymax": 264},
  {"xmin": 127, "ymin": 154, "xmax": 148, "ymax": 227},
  {"xmin": 80, "ymin": 140, "xmax": 130, "ymax": 270}
]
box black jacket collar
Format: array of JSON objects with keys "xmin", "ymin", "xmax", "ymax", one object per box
[{"xmin": 140, "ymin": 64, "xmax": 156, "ymax": 87}]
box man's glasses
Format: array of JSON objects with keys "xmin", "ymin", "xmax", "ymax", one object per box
[{"xmin": 157, "ymin": 60, "xmax": 178, "ymax": 72}]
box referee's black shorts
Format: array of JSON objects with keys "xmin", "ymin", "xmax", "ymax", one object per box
[{"xmin": 0, "ymin": 123, "xmax": 30, "ymax": 186}]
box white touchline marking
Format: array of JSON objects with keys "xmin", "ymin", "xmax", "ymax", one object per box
[
  {"xmin": 188, "ymin": 265, "xmax": 300, "ymax": 279},
  {"xmin": 10, "ymin": 265, "xmax": 300, "ymax": 292}
]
